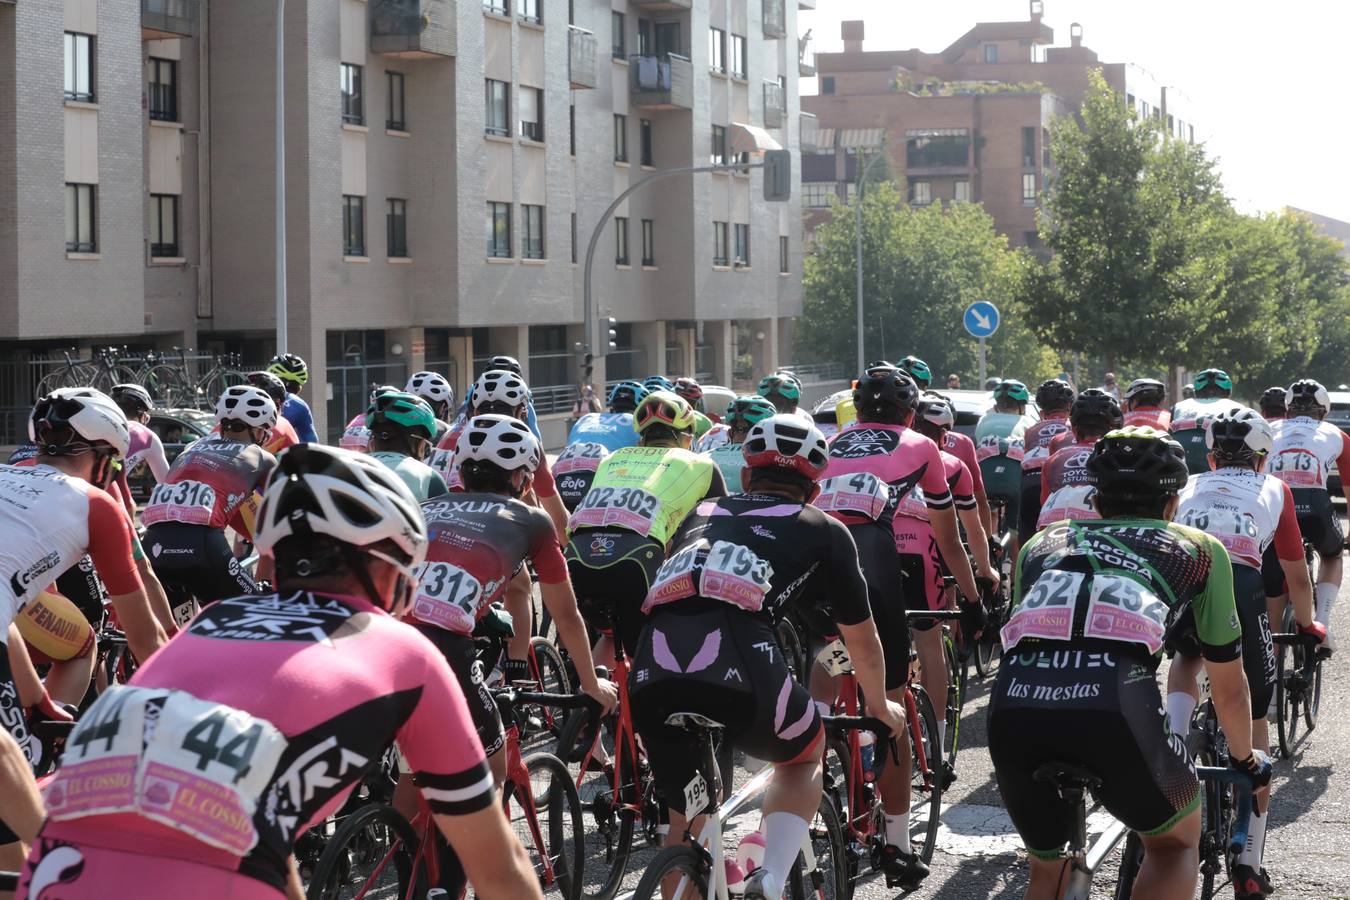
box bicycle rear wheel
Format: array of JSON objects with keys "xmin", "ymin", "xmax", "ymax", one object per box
[
  {"xmin": 529, "ymin": 635, "xmax": 573, "ymax": 737},
  {"xmin": 907, "ymin": 685, "xmax": 944, "ymax": 864},
  {"xmin": 1275, "ymin": 609, "xmax": 1302, "ymax": 758},
  {"xmin": 1303, "ymin": 651, "xmax": 1322, "ymax": 732},
  {"xmin": 559, "ymin": 712, "xmax": 638, "ymax": 900},
  {"xmin": 143, "ymin": 364, "xmax": 187, "ymax": 407},
  {"xmin": 777, "ymin": 615, "xmax": 806, "ymax": 685},
  {"xmin": 1111, "ymin": 831, "xmax": 1145, "ymax": 900},
  {"xmin": 306, "ymin": 802, "xmax": 423, "ymax": 900},
  {"xmin": 631, "ymin": 844, "xmax": 708, "ymax": 900},
  {"xmin": 504, "ymin": 752, "xmax": 585, "ymax": 900}
]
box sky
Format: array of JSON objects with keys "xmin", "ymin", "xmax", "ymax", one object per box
[{"xmin": 800, "ymin": 0, "xmax": 1350, "ymax": 223}]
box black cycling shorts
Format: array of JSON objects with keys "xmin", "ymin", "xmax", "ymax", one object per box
[
  {"xmin": 144, "ymin": 523, "xmax": 259, "ymax": 614},
  {"xmin": 631, "ymin": 607, "xmax": 822, "ymax": 810},
  {"xmin": 848, "ymin": 523, "xmax": 911, "ymax": 691},
  {"xmin": 414, "ymin": 626, "xmax": 505, "ymax": 757},
  {"xmin": 1290, "ymin": 488, "xmax": 1344, "ymax": 560},
  {"xmin": 988, "ymin": 648, "xmax": 1199, "ymax": 859},
  {"xmin": 1260, "ymin": 544, "xmax": 1287, "ymax": 599},
  {"xmin": 1170, "ymin": 566, "xmax": 1274, "ymax": 719},
  {"xmin": 54, "ymin": 556, "xmax": 107, "ymax": 627},
  {"xmin": 565, "ymin": 529, "xmax": 663, "ymax": 658},
  {"xmin": 0, "ymin": 649, "xmax": 32, "ymax": 845},
  {"xmin": 1018, "ymin": 472, "xmax": 1043, "ymax": 545}
]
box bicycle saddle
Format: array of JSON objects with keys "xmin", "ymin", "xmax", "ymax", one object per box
[
  {"xmin": 1033, "ymin": 762, "xmax": 1101, "ymax": 796},
  {"xmin": 665, "ymin": 712, "xmax": 725, "ymax": 733}
]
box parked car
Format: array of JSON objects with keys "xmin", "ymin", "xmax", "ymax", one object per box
[
  {"xmin": 813, "ymin": 387, "xmax": 1039, "ymax": 442},
  {"xmin": 126, "ymin": 407, "xmax": 214, "ymax": 505},
  {"xmin": 698, "ymin": 384, "xmax": 738, "ymax": 423}
]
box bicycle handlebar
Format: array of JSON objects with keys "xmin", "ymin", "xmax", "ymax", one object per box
[
  {"xmin": 494, "ymin": 689, "xmax": 601, "ymax": 712},
  {"xmin": 1194, "ymin": 765, "xmax": 1256, "ymax": 858},
  {"xmin": 821, "ymin": 714, "xmax": 892, "ymax": 741},
  {"xmin": 904, "ymin": 609, "xmax": 965, "ymax": 622}
]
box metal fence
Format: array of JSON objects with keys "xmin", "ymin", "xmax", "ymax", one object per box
[
  {"xmin": 325, "ymin": 361, "xmax": 411, "ymax": 443},
  {"xmin": 781, "ymin": 361, "xmax": 849, "ymax": 382}
]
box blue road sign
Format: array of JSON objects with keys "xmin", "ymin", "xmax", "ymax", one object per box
[{"xmin": 964, "ymin": 301, "xmax": 1000, "ymax": 338}]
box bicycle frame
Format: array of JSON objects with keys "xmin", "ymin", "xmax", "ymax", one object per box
[{"xmin": 573, "ymin": 647, "xmax": 643, "ymax": 824}]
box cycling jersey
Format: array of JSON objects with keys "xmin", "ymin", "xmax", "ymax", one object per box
[
  {"xmin": 1169, "ymin": 397, "xmax": 1244, "ymax": 473},
  {"xmin": 339, "ymin": 413, "xmax": 370, "ymax": 452},
  {"xmin": 566, "ymin": 412, "xmax": 639, "ymax": 453},
  {"xmin": 126, "ymin": 422, "xmax": 170, "ymax": 483},
  {"xmin": 975, "ymin": 411, "xmax": 1032, "ymax": 447},
  {"xmin": 1020, "ymin": 412, "xmax": 1070, "ymax": 475},
  {"xmin": 1269, "ymin": 416, "xmax": 1350, "ymax": 491},
  {"xmin": 693, "ymin": 423, "xmax": 730, "ymax": 454},
  {"xmin": 567, "ymin": 446, "xmax": 725, "ymax": 546},
  {"xmin": 706, "ymin": 443, "xmax": 748, "ymax": 494},
  {"xmin": 142, "ymin": 436, "xmax": 276, "ymax": 536},
  {"xmin": 893, "ymin": 451, "xmax": 977, "ymax": 616},
  {"xmin": 1036, "ymin": 441, "xmax": 1099, "ymax": 528},
  {"xmin": 943, "ymin": 430, "xmax": 986, "ymax": 499},
  {"xmin": 823, "ymin": 422, "xmax": 955, "ymax": 534},
  {"xmin": 25, "ymin": 590, "xmax": 493, "ymax": 897},
  {"xmin": 280, "ymin": 394, "xmax": 318, "ymax": 444},
  {"xmin": 368, "ymin": 451, "xmax": 448, "ymax": 503},
  {"xmin": 212, "ymin": 418, "xmax": 300, "ymax": 459},
  {"xmin": 1123, "ymin": 407, "xmax": 1171, "ymax": 430},
  {"xmin": 554, "ymin": 442, "xmax": 610, "ymax": 511},
  {"xmin": 1176, "ymin": 468, "xmax": 1303, "ymax": 570}
]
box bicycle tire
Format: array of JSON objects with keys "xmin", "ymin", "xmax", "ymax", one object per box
[
  {"xmin": 942, "ymin": 632, "xmax": 962, "ymax": 776},
  {"xmin": 529, "ymin": 636, "xmax": 573, "ymax": 737},
  {"xmin": 143, "ymin": 364, "xmax": 187, "ymax": 407},
  {"xmin": 504, "ymin": 751, "xmax": 586, "ymax": 900},
  {"xmin": 1196, "ymin": 743, "xmax": 1232, "ymax": 900},
  {"xmin": 788, "ymin": 791, "xmax": 849, "ymax": 900},
  {"xmin": 630, "ymin": 844, "xmax": 708, "ymax": 900},
  {"xmin": 1111, "ymin": 831, "xmax": 1145, "ymax": 900},
  {"xmin": 1303, "ymin": 649, "xmax": 1322, "ymax": 732},
  {"xmin": 93, "ymin": 364, "xmax": 138, "ymax": 393},
  {"xmin": 777, "ymin": 615, "xmax": 806, "ymax": 685},
  {"xmin": 558, "ymin": 711, "xmax": 638, "ymax": 900},
  {"xmin": 1275, "ymin": 608, "xmax": 1301, "ymax": 758},
  {"xmin": 306, "ymin": 802, "xmax": 423, "ymax": 900},
  {"xmin": 908, "ymin": 685, "xmax": 944, "ymax": 864}
]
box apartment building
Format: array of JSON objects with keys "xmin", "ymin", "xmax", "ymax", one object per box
[
  {"xmin": 801, "ymin": 3, "xmax": 1195, "ymax": 249},
  {"xmin": 0, "ymin": 0, "xmax": 807, "ymax": 444}
]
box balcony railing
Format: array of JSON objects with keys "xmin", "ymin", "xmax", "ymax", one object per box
[
  {"xmin": 370, "ymin": 0, "xmax": 456, "ymax": 58},
  {"xmin": 629, "ymin": 53, "xmax": 693, "ymax": 110},
  {"xmin": 762, "ymin": 0, "xmax": 786, "ymax": 39},
  {"xmin": 141, "ymin": 0, "xmax": 197, "ymax": 39},
  {"xmin": 630, "ymin": 0, "xmax": 692, "ymax": 9},
  {"xmin": 763, "ymin": 80, "xmax": 785, "ymax": 128},
  {"xmin": 798, "ymin": 35, "xmax": 816, "ymax": 76},
  {"xmin": 569, "ymin": 26, "xmax": 597, "ymax": 89},
  {"xmin": 800, "ymin": 111, "xmax": 819, "ymax": 152}
]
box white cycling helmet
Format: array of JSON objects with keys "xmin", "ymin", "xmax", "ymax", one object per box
[
  {"xmin": 215, "ymin": 385, "xmax": 278, "ymax": 430},
  {"xmin": 917, "ymin": 391, "xmax": 956, "ymax": 429},
  {"xmin": 457, "ymin": 414, "xmax": 541, "ymax": 473},
  {"xmin": 1206, "ymin": 407, "xmax": 1273, "ymax": 458},
  {"xmin": 1286, "ymin": 379, "xmax": 1331, "ymax": 416},
  {"xmin": 742, "ymin": 414, "xmax": 830, "ymax": 480},
  {"xmin": 254, "ymin": 443, "xmax": 428, "ymax": 571},
  {"xmin": 30, "ymin": 389, "xmax": 130, "ymax": 458},
  {"xmin": 470, "ymin": 369, "xmax": 529, "ymax": 410},
  {"xmin": 110, "ymin": 383, "xmax": 154, "ymax": 414},
  {"xmin": 406, "ymin": 371, "xmax": 454, "ymax": 408}
]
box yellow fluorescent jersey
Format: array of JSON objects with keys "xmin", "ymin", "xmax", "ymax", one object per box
[{"xmin": 567, "ymin": 446, "xmax": 717, "ymax": 545}]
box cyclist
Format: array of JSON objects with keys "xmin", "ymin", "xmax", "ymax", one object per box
[
  {"xmin": 1035, "ymin": 389, "xmax": 1123, "ymax": 529},
  {"xmin": 109, "ymin": 383, "xmax": 169, "ymax": 504},
  {"xmin": 365, "ymin": 390, "xmax": 447, "ymax": 502},
  {"xmin": 1168, "ymin": 409, "xmax": 1322, "ymax": 900},
  {"xmin": 976, "ymin": 380, "xmax": 1031, "ymax": 562},
  {"xmin": 1258, "ymin": 386, "xmax": 1287, "ymax": 422},
  {"xmin": 266, "ymin": 352, "xmax": 318, "ymax": 443},
  {"xmin": 898, "ymin": 355, "xmax": 932, "ymax": 390},
  {"xmin": 834, "ymin": 360, "xmax": 896, "ymax": 430},
  {"xmin": 1123, "ymin": 378, "xmax": 1171, "ymax": 430},
  {"xmin": 554, "ymin": 441, "xmax": 610, "ymax": 512},
  {"xmin": 631, "ymin": 416, "xmax": 904, "ymax": 900},
  {"xmin": 643, "ymin": 374, "xmax": 676, "ymax": 395},
  {"xmin": 243, "ymin": 371, "xmax": 301, "ymax": 455},
  {"xmin": 989, "ymin": 426, "xmax": 1267, "ymax": 900},
  {"xmin": 705, "ymin": 395, "xmax": 778, "ymax": 490},
  {"xmin": 565, "ymin": 390, "xmax": 727, "ymax": 660},
  {"xmin": 673, "ymin": 376, "xmax": 715, "ymax": 439},
  {"xmin": 340, "ymin": 384, "xmax": 398, "ymax": 452},
  {"xmin": 406, "ymin": 370, "xmax": 455, "ymax": 443},
  {"xmin": 758, "ymin": 371, "xmax": 809, "ymax": 421},
  {"xmin": 21, "ymin": 443, "xmax": 544, "ymax": 900},
  {"xmin": 976, "ymin": 379, "xmax": 1033, "ymax": 448},
  {"xmin": 821, "ymin": 366, "xmax": 981, "ymax": 887},
  {"xmin": 1269, "ymin": 379, "xmax": 1350, "ymax": 648},
  {"xmin": 1170, "ymin": 368, "xmax": 1243, "ymax": 474},
  {"xmin": 1020, "ymin": 379, "xmax": 1075, "ymax": 544},
  {"xmin": 565, "ymin": 380, "xmax": 647, "ymax": 451},
  {"xmin": 942, "ymin": 414, "xmax": 994, "ymax": 536}
]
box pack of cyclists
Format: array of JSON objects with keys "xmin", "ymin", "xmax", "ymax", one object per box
[{"xmin": 0, "ymin": 352, "xmax": 1342, "ymax": 900}]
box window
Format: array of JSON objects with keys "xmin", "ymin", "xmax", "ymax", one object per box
[
  {"xmin": 386, "ymin": 72, "xmax": 406, "ymax": 131},
  {"xmin": 64, "ymin": 33, "xmax": 95, "ymax": 102},
  {"xmin": 733, "ymin": 224, "xmax": 750, "ymax": 266},
  {"xmin": 342, "ymin": 195, "xmax": 366, "ymax": 255},
  {"xmin": 1022, "ymin": 173, "xmax": 1037, "ymax": 204},
  {"xmin": 730, "ymin": 34, "xmax": 747, "ymax": 78},
  {"xmin": 65, "ymin": 184, "xmax": 96, "ymax": 252},
  {"xmin": 519, "ymin": 87, "xmax": 543, "ymax": 141},
  {"xmin": 522, "ymin": 204, "xmax": 545, "ymax": 259},
  {"xmin": 1021, "ymin": 126, "xmax": 1036, "ymax": 168},
  {"xmin": 1126, "ymin": 92, "xmax": 1135, "ymax": 111},
  {"xmin": 487, "ymin": 202, "xmax": 512, "ymax": 257},
  {"xmin": 954, "ymin": 180, "xmax": 970, "ymax": 202},
  {"xmin": 778, "ymin": 235, "xmax": 789, "ymax": 274},
  {"xmin": 713, "ymin": 221, "xmax": 729, "ymax": 266},
  {"xmin": 905, "ymin": 129, "xmax": 969, "ymax": 169},
  {"xmin": 615, "ymin": 216, "xmax": 630, "ymax": 265},
  {"xmin": 484, "ymin": 0, "xmax": 509, "ymax": 15},
  {"xmin": 147, "ymin": 57, "xmax": 177, "ymax": 121},
  {"xmin": 821, "ymin": 76, "xmax": 835, "ymax": 94},
  {"xmin": 519, "ymin": 0, "xmax": 540, "ymax": 23},
  {"xmin": 569, "ymin": 105, "xmax": 576, "ymax": 155},
  {"xmin": 613, "ymin": 113, "xmax": 628, "ymax": 162},
  {"xmin": 802, "ymin": 182, "xmax": 834, "ymax": 208},
  {"xmin": 640, "ymin": 118, "xmax": 653, "ymax": 166},
  {"xmin": 387, "ymin": 198, "xmax": 408, "ymax": 258},
  {"xmin": 641, "ymin": 219, "xmax": 655, "ymax": 266},
  {"xmin": 485, "ymin": 79, "xmax": 510, "ymax": 136},
  {"xmin": 909, "ymin": 180, "xmax": 932, "ymax": 205},
  {"xmin": 982, "ymin": 42, "xmax": 997, "ymax": 63},
  {"xmin": 150, "ymin": 194, "xmax": 179, "ymax": 258},
  {"xmin": 709, "ymin": 28, "xmax": 726, "ymax": 73},
  {"xmin": 341, "ymin": 63, "xmax": 364, "ymax": 125},
  {"xmin": 612, "ymin": 12, "xmax": 625, "ymax": 58},
  {"xmin": 570, "ymin": 212, "xmax": 577, "ymax": 263},
  {"xmin": 711, "ymin": 124, "xmax": 728, "ymax": 165}
]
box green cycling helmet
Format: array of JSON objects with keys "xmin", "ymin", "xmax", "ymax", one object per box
[
  {"xmin": 899, "ymin": 355, "xmax": 932, "ymax": 389},
  {"xmin": 758, "ymin": 371, "xmax": 802, "ymax": 403},
  {"xmin": 1192, "ymin": 368, "xmax": 1233, "ymax": 395},
  {"xmin": 366, "ymin": 391, "xmax": 436, "ymax": 439},
  {"xmin": 725, "ymin": 395, "xmax": 777, "ymax": 428},
  {"xmin": 993, "ymin": 379, "xmax": 1030, "ymax": 404}
]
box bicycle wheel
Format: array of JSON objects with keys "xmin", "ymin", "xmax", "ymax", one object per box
[
  {"xmin": 1303, "ymin": 650, "xmax": 1322, "ymax": 732},
  {"xmin": 1275, "ymin": 611, "xmax": 1301, "ymax": 758},
  {"xmin": 1112, "ymin": 831, "xmax": 1145, "ymax": 900},
  {"xmin": 504, "ymin": 752, "xmax": 585, "ymax": 900},
  {"xmin": 787, "ymin": 791, "xmax": 848, "ymax": 900},
  {"xmin": 529, "ymin": 636, "xmax": 573, "ymax": 737},
  {"xmin": 777, "ymin": 615, "xmax": 806, "ymax": 685},
  {"xmin": 93, "ymin": 364, "xmax": 138, "ymax": 393},
  {"xmin": 907, "ymin": 685, "xmax": 944, "ymax": 864},
  {"xmin": 143, "ymin": 364, "xmax": 187, "ymax": 407},
  {"xmin": 558, "ymin": 712, "xmax": 638, "ymax": 900},
  {"xmin": 942, "ymin": 633, "xmax": 962, "ymax": 778},
  {"xmin": 631, "ymin": 844, "xmax": 708, "ymax": 900},
  {"xmin": 306, "ymin": 802, "xmax": 423, "ymax": 900},
  {"xmin": 974, "ymin": 588, "xmax": 1007, "ymax": 678}
]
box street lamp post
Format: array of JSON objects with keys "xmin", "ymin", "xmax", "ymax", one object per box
[
  {"xmin": 854, "ymin": 146, "xmax": 886, "ymax": 377},
  {"xmin": 275, "ymin": 0, "xmax": 288, "ymax": 355}
]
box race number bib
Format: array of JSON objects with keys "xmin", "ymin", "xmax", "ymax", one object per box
[
  {"xmin": 815, "ymin": 473, "xmax": 890, "ymax": 521},
  {"xmin": 569, "ymin": 486, "xmax": 662, "ymax": 536},
  {"xmin": 554, "ymin": 443, "xmax": 606, "ymax": 475},
  {"xmin": 700, "ymin": 541, "xmax": 773, "ymax": 611},
  {"xmin": 1178, "ymin": 507, "xmax": 1262, "ymax": 566},
  {"xmin": 815, "ymin": 639, "xmax": 853, "ymax": 676},
  {"xmin": 412, "ymin": 561, "xmax": 484, "ymax": 634},
  {"xmin": 1269, "ymin": 449, "xmax": 1324, "ymax": 488},
  {"xmin": 1001, "ymin": 569, "xmax": 1083, "ymax": 648},
  {"xmin": 427, "ymin": 449, "xmax": 460, "ymax": 488},
  {"xmin": 1037, "ymin": 486, "xmax": 1099, "ymax": 528},
  {"xmin": 339, "ymin": 424, "xmax": 370, "ymax": 450},
  {"xmin": 142, "ymin": 480, "xmax": 217, "ymax": 526},
  {"xmin": 46, "ymin": 685, "xmax": 287, "ymax": 855},
  {"xmin": 1082, "ymin": 574, "xmax": 1168, "ymax": 654},
  {"xmin": 645, "ymin": 540, "xmax": 706, "ymax": 611},
  {"xmin": 895, "ymin": 486, "xmax": 930, "ymax": 521}
]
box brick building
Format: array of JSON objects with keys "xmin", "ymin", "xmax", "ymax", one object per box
[{"xmin": 800, "ymin": 2, "xmax": 1195, "ymax": 249}]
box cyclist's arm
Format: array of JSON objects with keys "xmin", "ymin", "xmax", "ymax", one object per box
[
  {"xmin": 0, "ymin": 726, "xmax": 42, "ymax": 845},
  {"xmin": 827, "ymin": 518, "xmax": 891, "ymax": 709},
  {"xmin": 920, "ymin": 450, "xmax": 979, "ymax": 601},
  {"xmin": 433, "ymin": 805, "xmax": 544, "ymax": 900},
  {"xmin": 1274, "ymin": 481, "xmax": 1315, "ymax": 627},
  {"xmin": 530, "ymin": 459, "xmax": 569, "ymax": 544},
  {"xmin": 1338, "ymin": 431, "xmax": 1350, "ymax": 513},
  {"xmin": 953, "ymin": 463, "xmax": 994, "ymax": 582},
  {"xmin": 136, "ymin": 555, "xmax": 178, "ymax": 636},
  {"xmin": 1193, "ymin": 536, "xmax": 1252, "ymax": 759},
  {"xmin": 145, "ymin": 430, "xmax": 170, "ymax": 482},
  {"xmin": 87, "ymin": 489, "xmax": 167, "ymax": 661},
  {"xmin": 284, "ymin": 857, "xmax": 306, "ymax": 900}
]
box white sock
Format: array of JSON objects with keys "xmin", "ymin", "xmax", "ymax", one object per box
[
  {"xmin": 936, "ymin": 719, "xmax": 947, "ymax": 752},
  {"xmin": 760, "ymin": 811, "xmax": 808, "ymax": 895},
  {"xmin": 1166, "ymin": 692, "xmax": 1197, "ymax": 736},
  {"xmin": 884, "ymin": 810, "xmax": 912, "ymax": 854},
  {"xmin": 1239, "ymin": 807, "xmax": 1268, "ymax": 867},
  {"xmin": 1315, "ymin": 582, "xmax": 1338, "ymax": 626}
]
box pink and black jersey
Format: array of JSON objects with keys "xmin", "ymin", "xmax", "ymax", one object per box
[
  {"xmin": 1124, "ymin": 407, "xmax": 1171, "ymax": 431},
  {"xmin": 895, "ymin": 450, "xmax": 978, "ymax": 522},
  {"xmin": 821, "ymin": 422, "xmax": 952, "ymax": 542},
  {"xmin": 141, "ymin": 436, "xmax": 275, "ymax": 535},
  {"xmin": 943, "ymin": 430, "xmax": 985, "ymax": 497},
  {"xmin": 1021, "ymin": 412, "xmax": 1071, "ymax": 474}
]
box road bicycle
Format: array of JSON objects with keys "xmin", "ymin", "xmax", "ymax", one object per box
[
  {"xmin": 34, "ymin": 346, "xmax": 137, "ymax": 397},
  {"xmin": 1272, "ymin": 610, "xmax": 1323, "ymax": 759},
  {"xmin": 973, "ymin": 522, "xmax": 1015, "ymax": 678},
  {"xmin": 158, "ymin": 346, "xmax": 248, "ymax": 408}
]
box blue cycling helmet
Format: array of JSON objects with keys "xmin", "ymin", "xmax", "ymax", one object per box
[
  {"xmin": 643, "ymin": 375, "xmax": 676, "ymax": 395},
  {"xmin": 608, "ymin": 380, "xmax": 649, "ymax": 413}
]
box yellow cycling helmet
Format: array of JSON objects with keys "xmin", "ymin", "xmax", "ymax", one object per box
[{"xmin": 634, "ymin": 390, "xmax": 696, "ymax": 435}]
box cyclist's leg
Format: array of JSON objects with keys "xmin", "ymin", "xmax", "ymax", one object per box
[
  {"xmin": 1262, "ymin": 543, "xmax": 1289, "ymax": 671},
  {"xmin": 902, "ymin": 527, "xmax": 948, "ymax": 747},
  {"xmin": 417, "ymin": 626, "xmax": 507, "ymax": 782},
  {"xmin": 1232, "ymin": 568, "xmax": 1276, "ymax": 890},
  {"xmin": 1162, "ymin": 609, "xmax": 1203, "ymax": 738},
  {"xmin": 1294, "ymin": 489, "xmax": 1343, "ymax": 629}
]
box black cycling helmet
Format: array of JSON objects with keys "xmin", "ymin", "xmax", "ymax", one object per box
[
  {"xmin": 1192, "ymin": 368, "xmax": 1232, "ymax": 397},
  {"xmin": 898, "ymin": 356, "xmax": 932, "ymax": 389},
  {"xmin": 1071, "ymin": 388, "xmax": 1124, "ymax": 433},
  {"xmin": 1086, "ymin": 426, "xmax": 1189, "ymax": 499},
  {"xmin": 1286, "ymin": 379, "xmax": 1331, "ymax": 417},
  {"xmin": 488, "ymin": 355, "xmax": 523, "ymax": 376},
  {"xmin": 852, "ymin": 367, "xmax": 919, "ymax": 421},
  {"xmin": 1258, "ymin": 386, "xmax": 1287, "ymax": 419},
  {"xmin": 246, "ymin": 370, "xmax": 289, "ymax": 408},
  {"xmin": 1123, "ymin": 378, "xmax": 1166, "ymax": 407},
  {"xmin": 1034, "ymin": 379, "xmax": 1075, "ymax": 411}
]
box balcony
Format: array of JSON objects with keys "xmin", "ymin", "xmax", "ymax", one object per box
[
  {"xmin": 569, "ymin": 26, "xmax": 597, "ymax": 89},
  {"xmin": 629, "ymin": 54, "xmax": 693, "ymax": 110},
  {"xmin": 800, "ymin": 112, "xmax": 819, "ymax": 152},
  {"xmin": 141, "ymin": 0, "xmax": 197, "ymax": 39},
  {"xmin": 763, "ymin": 80, "xmax": 785, "ymax": 129},
  {"xmin": 630, "ymin": 0, "xmax": 692, "ymax": 9},
  {"xmin": 762, "ymin": 0, "xmax": 786, "ymax": 39},
  {"xmin": 370, "ymin": 0, "xmax": 456, "ymax": 58}
]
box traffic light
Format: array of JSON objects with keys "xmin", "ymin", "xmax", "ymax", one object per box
[
  {"xmin": 762, "ymin": 149, "xmax": 792, "ymax": 202},
  {"xmin": 606, "ymin": 317, "xmax": 618, "ymax": 352}
]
